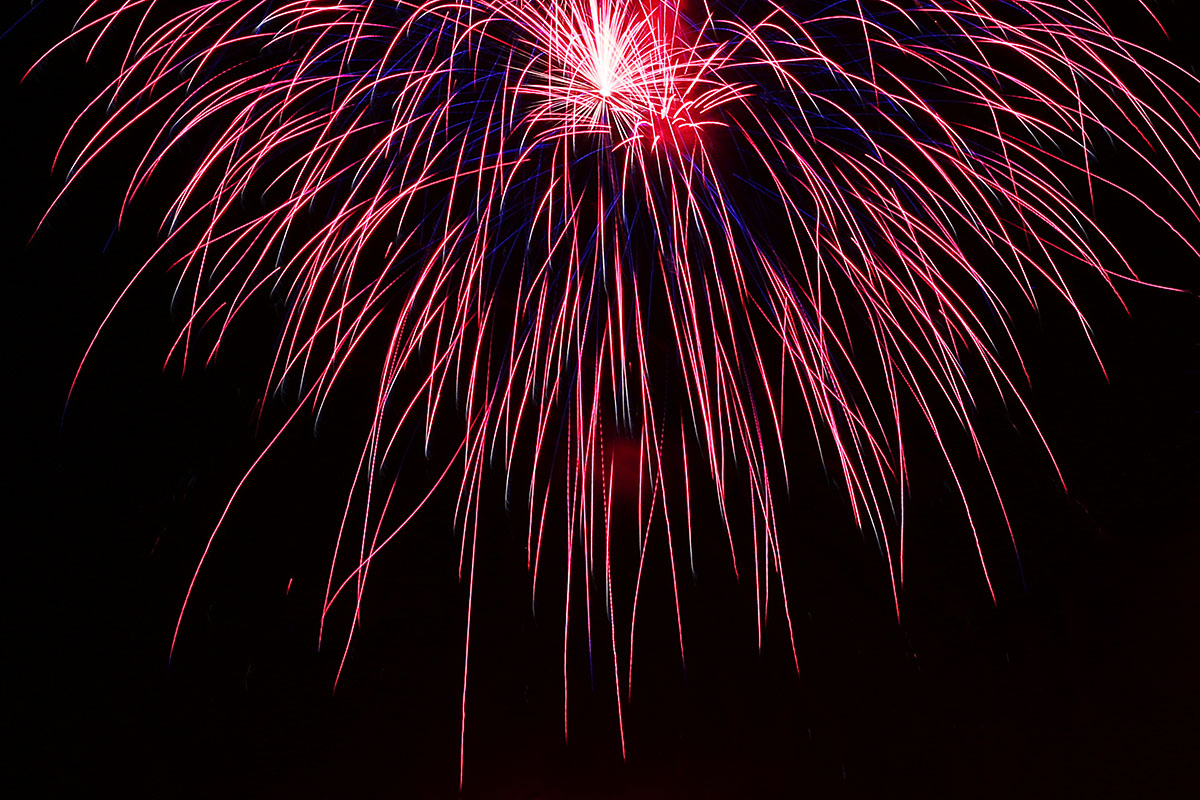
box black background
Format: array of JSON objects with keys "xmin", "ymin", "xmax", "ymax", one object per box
[{"xmin": 6, "ymin": 2, "xmax": 1198, "ymax": 797}]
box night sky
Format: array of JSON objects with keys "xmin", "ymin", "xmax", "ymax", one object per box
[{"xmin": 6, "ymin": 2, "xmax": 1199, "ymax": 797}]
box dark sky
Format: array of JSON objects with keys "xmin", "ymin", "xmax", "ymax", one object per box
[{"xmin": 6, "ymin": 2, "xmax": 1198, "ymax": 798}]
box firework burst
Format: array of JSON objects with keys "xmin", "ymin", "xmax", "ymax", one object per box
[{"xmin": 36, "ymin": 0, "xmax": 1199, "ymax": 781}]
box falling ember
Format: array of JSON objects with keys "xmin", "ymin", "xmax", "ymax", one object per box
[{"xmin": 35, "ymin": 0, "xmax": 1199, "ymax": 786}]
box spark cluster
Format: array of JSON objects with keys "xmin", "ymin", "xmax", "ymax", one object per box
[{"xmin": 39, "ymin": 0, "xmax": 1199, "ymax": 780}]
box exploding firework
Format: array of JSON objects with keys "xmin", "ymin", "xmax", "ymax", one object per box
[{"xmin": 36, "ymin": 0, "xmax": 1199, "ymax": 781}]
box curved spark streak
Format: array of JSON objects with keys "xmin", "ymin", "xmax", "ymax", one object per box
[{"xmin": 38, "ymin": 0, "xmax": 1199, "ymax": 784}]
